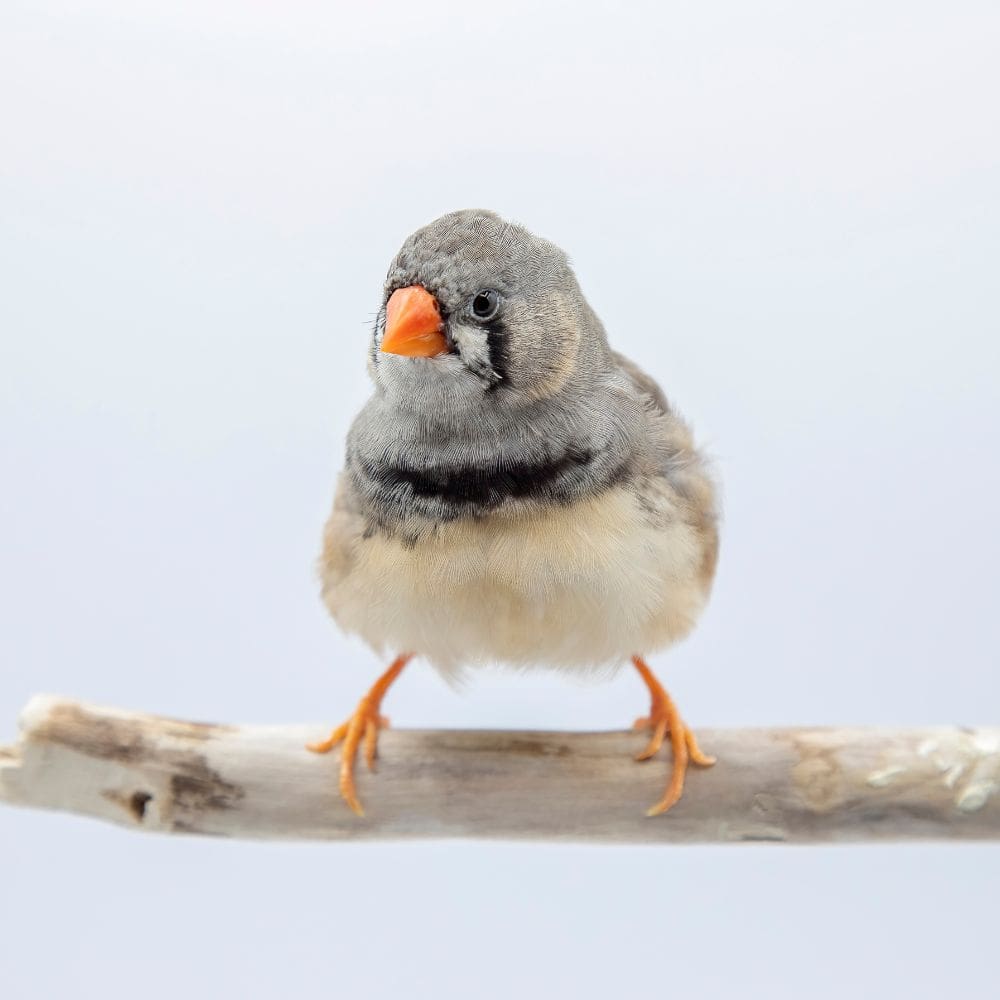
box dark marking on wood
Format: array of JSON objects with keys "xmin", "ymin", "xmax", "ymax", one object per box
[
  {"xmin": 37, "ymin": 705, "xmax": 151, "ymax": 763},
  {"xmin": 501, "ymin": 737, "xmax": 573, "ymax": 758},
  {"xmin": 101, "ymin": 788, "xmax": 154, "ymax": 822},
  {"xmin": 36, "ymin": 704, "xmax": 233, "ymax": 763},
  {"xmin": 171, "ymin": 819, "xmax": 226, "ymax": 837},
  {"xmin": 430, "ymin": 733, "xmax": 573, "ymax": 757},
  {"xmin": 170, "ymin": 772, "xmax": 242, "ymax": 813},
  {"xmin": 130, "ymin": 790, "xmax": 153, "ymax": 821},
  {"xmin": 37, "ymin": 703, "xmax": 244, "ymax": 823}
]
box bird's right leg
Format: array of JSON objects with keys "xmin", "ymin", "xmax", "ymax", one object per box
[
  {"xmin": 631, "ymin": 654, "xmax": 715, "ymax": 816},
  {"xmin": 306, "ymin": 652, "xmax": 413, "ymax": 816}
]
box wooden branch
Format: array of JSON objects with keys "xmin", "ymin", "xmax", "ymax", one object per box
[{"xmin": 2, "ymin": 696, "xmax": 999, "ymax": 843}]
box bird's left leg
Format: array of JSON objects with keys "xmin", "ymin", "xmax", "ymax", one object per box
[
  {"xmin": 306, "ymin": 652, "xmax": 412, "ymax": 816},
  {"xmin": 631, "ymin": 654, "xmax": 715, "ymax": 816}
]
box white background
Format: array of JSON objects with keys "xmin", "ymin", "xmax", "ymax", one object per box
[{"xmin": 2, "ymin": 2, "xmax": 998, "ymax": 997}]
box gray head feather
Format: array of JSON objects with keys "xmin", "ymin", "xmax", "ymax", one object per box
[{"xmin": 346, "ymin": 210, "xmax": 665, "ymax": 527}]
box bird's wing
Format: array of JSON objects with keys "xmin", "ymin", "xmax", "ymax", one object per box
[
  {"xmin": 610, "ymin": 350, "xmax": 671, "ymax": 414},
  {"xmin": 319, "ymin": 472, "xmax": 366, "ymax": 598},
  {"xmin": 612, "ymin": 349, "xmax": 719, "ymax": 550}
]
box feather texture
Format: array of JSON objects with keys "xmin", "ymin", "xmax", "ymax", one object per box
[{"xmin": 319, "ymin": 211, "xmax": 718, "ymax": 676}]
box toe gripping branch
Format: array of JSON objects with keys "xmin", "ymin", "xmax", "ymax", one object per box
[
  {"xmin": 631, "ymin": 655, "xmax": 715, "ymax": 816},
  {"xmin": 308, "ymin": 652, "xmax": 714, "ymax": 818},
  {"xmin": 306, "ymin": 653, "xmax": 413, "ymax": 816}
]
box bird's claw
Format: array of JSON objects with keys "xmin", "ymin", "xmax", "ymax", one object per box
[
  {"xmin": 307, "ymin": 701, "xmax": 391, "ymax": 816},
  {"xmin": 307, "ymin": 654, "xmax": 411, "ymax": 817},
  {"xmin": 631, "ymin": 656, "xmax": 715, "ymax": 816}
]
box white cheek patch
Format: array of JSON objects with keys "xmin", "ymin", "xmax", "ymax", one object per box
[{"xmin": 450, "ymin": 323, "xmax": 499, "ymax": 383}]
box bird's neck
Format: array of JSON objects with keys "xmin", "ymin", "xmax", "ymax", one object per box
[{"xmin": 345, "ymin": 377, "xmax": 645, "ymax": 528}]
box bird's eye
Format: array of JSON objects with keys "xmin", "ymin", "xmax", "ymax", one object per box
[{"xmin": 470, "ymin": 289, "xmax": 501, "ymax": 321}]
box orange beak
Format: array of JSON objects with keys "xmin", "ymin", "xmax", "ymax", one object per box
[{"xmin": 380, "ymin": 285, "xmax": 448, "ymax": 357}]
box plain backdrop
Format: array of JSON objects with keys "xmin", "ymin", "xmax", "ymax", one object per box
[{"xmin": 2, "ymin": 2, "xmax": 998, "ymax": 997}]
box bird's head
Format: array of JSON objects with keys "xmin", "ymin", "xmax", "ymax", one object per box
[
  {"xmin": 348, "ymin": 211, "xmax": 650, "ymax": 523},
  {"xmin": 369, "ymin": 210, "xmax": 609, "ymax": 412}
]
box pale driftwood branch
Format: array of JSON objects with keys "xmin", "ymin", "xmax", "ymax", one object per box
[{"xmin": 2, "ymin": 696, "xmax": 999, "ymax": 843}]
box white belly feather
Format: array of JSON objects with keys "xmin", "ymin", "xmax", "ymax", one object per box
[{"xmin": 320, "ymin": 482, "xmax": 712, "ymax": 677}]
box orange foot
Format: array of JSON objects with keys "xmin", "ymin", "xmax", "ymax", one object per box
[
  {"xmin": 631, "ymin": 654, "xmax": 715, "ymax": 816},
  {"xmin": 306, "ymin": 653, "xmax": 412, "ymax": 816}
]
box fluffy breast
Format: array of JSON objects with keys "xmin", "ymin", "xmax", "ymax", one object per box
[{"xmin": 319, "ymin": 477, "xmax": 717, "ymax": 677}]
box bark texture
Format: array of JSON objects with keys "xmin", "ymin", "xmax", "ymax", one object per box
[{"xmin": 2, "ymin": 696, "xmax": 999, "ymax": 843}]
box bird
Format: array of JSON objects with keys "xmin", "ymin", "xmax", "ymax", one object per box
[{"xmin": 308, "ymin": 209, "xmax": 719, "ymax": 817}]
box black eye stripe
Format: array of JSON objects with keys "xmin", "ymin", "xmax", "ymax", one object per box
[{"xmin": 483, "ymin": 318, "xmax": 509, "ymax": 384}]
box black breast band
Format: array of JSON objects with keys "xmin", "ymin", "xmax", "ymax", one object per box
[{"xmin": 356, "ymin": 446, "xmax": 596, "ymax": 508}]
